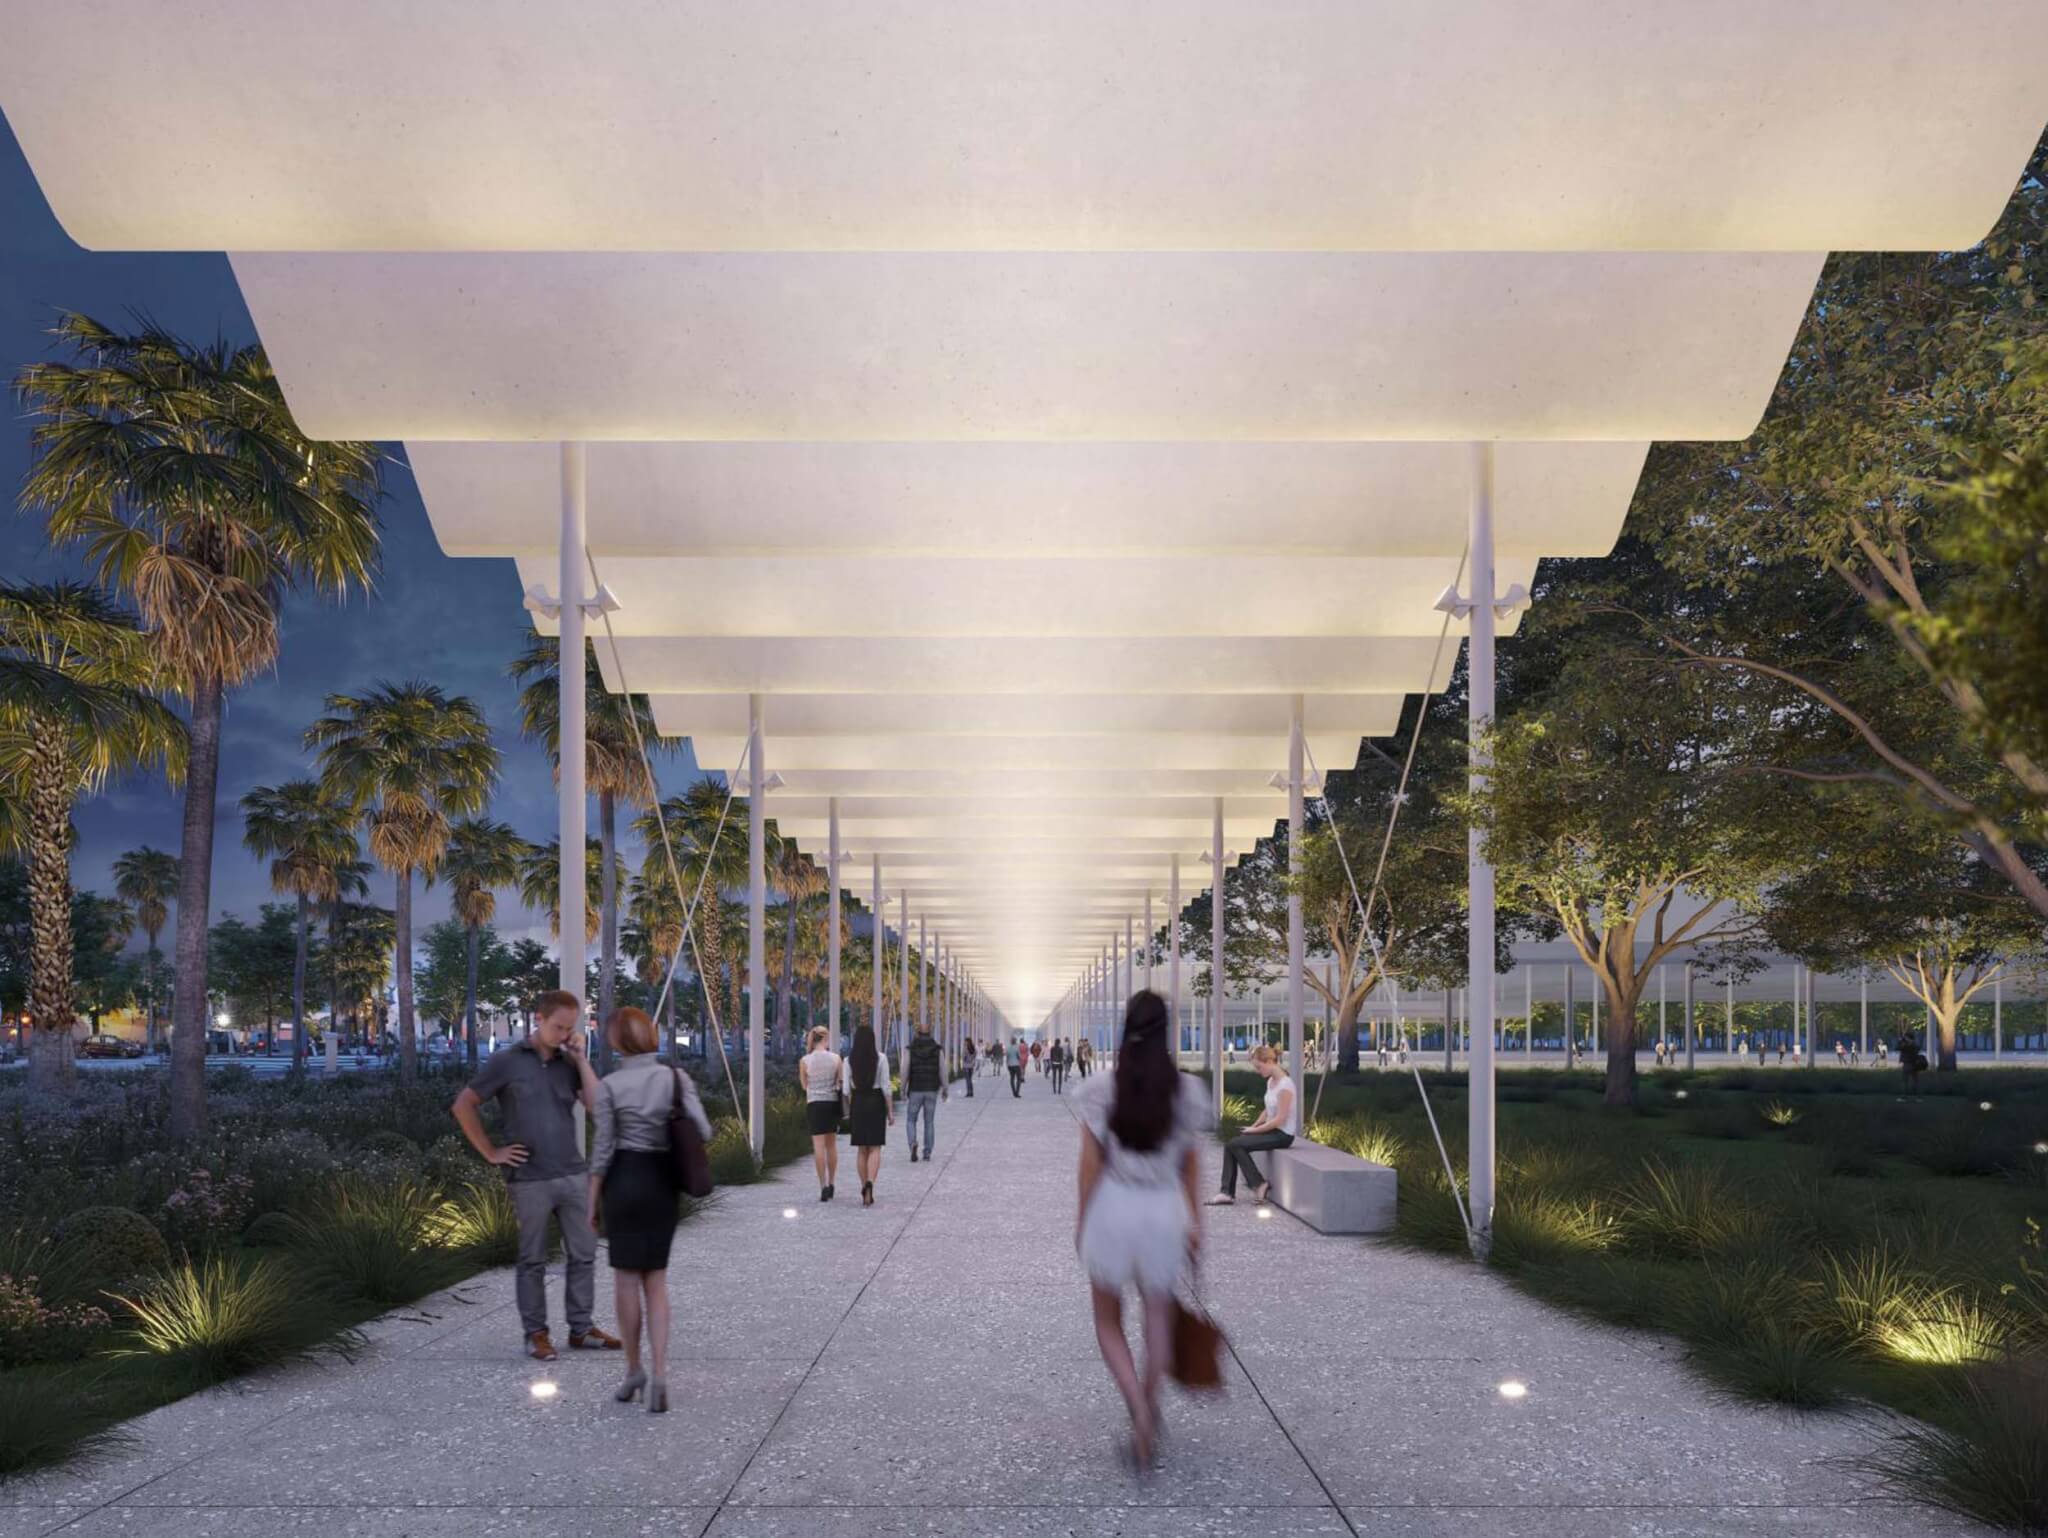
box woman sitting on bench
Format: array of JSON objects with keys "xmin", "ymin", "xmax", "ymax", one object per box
[{"xmin": 1208, "ymin": 1044, "xmax": 1297, "ymax": 1206}]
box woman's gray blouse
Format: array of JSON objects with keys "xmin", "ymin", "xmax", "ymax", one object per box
[{"xmin": 592, "ymin": 1053, "xmax": 713, "ymax": 1180}]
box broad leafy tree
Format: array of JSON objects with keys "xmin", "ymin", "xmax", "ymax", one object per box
[{"xmin": 306, "ymin": 682, "xmax": 497, "ymax": 1082}]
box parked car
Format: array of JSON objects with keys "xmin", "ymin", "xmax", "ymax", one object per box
[{"xmin": 80, "ymin": 1033, "xmax": 145, "ymax": 1060}]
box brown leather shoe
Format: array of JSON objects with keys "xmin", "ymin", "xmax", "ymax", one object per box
[
  {"xmin": 569, "ymin": 1326, "xmax": 622, "ymax": 1351},
  {"xmin": 526, "ymin": 1329, "xmax": 558, "ymax": 1362}
]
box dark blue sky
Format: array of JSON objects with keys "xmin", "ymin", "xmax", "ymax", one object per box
[{"xmin": 0, "ymin": 111, "xmax": 696, "ymax": 945}]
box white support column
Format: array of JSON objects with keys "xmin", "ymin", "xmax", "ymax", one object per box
[
  {"xmin": 746, "ymin": 692, "xmax": 766, "ymax": 1158},
  {"xmin": 1805, "ymin": 963, "xmax": 1817, "ymax": 1067},
  {"xmin": 1658, "ymin": 963, "xmax": 1668, "ymax": 1057},
  {"xmin": 916, "ymin": 913, "xmax": 928, "ymax": 1082},
  {"xmin": 1859, "ymin": 967, "xmax": 1869, "ymax": 1061},
  {"xmin": 1169, "ymin": 853, "xmax": 1182, "ymax": 1056},
  {"xmin": 1210, "ymin": 795, "xmax": 1227, "ymax": 1118},
  {"xmin": 1464, "ymin": 441, "xmax": 1499, "ymax": 1253},
  {"xmin": 1684, "ymin": 962, "xmax": 1696, "ymax": 1070},
  {"xmin": 1287, "ymin": 693, "xmax": 1306, "ymax": 1094},
  {"xmin": 897, "ymin": 890, "xmax": 910, "ymax": 1068},
  {"xmin": 871, "ymin": 856, "xmax": 884, "ymax": 1049},
  {"xmin": 1525, "ymin": 965, "xmax": 1533, "ymax": 1059},
  {"xmin": 1125, "ymin": 913, "xmax": 1135, "ymax": 1009},
  {"xmin": 1444, "ymin": 986, "xmax": 1455, "ymax": 1071},
  {"xmin": 557, "ymin": 442, "xmax": 588, "ymax": 999},
  {"xmin": 827, "ymin": 800, "xmax": 841, "ymax": 1049},
  {"xmin": 1994, "ymin": 974, "xmax": 2003, "ymax": 1060},
  {"xmin": 1144, "ymin": 889, "xmax": 1155, "ymax": 993}
]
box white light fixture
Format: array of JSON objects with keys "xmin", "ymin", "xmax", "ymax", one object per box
[
  {"xmin": 1255, "ymin": 1206, "xmax": 1273, "ymax": 1221},
  {"xmin": 781, "ymin": 1207, "xmax": 798, "ymax": 1220},
  {"xmin": 1980, "ymin": 1101, "xmax": 1994, "ymax": 1111},
  {"xmin": 529, "ymin": 1381, "xmax": 558, "ymax": 1401},
  {"xmin": 215, "ymin": 1012, "xmax": 230, "ymax": 1027},
  {"xmin": 2033, "ymin": 1141, "xmax": 2048, "ymax": 1156},
  {"xmin": 1497, "ymin": 1380, "xmax": 1529, "ymax": 1400},
  {"xmin": 1673, "ymin": 1089, "xmax": 1688, "ymax": 1100}
]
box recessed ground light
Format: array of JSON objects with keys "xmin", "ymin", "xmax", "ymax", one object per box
[
  {"xmin": 1673, "ymin": 1090, "xmax": 1688, "ymax": 1100},
  {"xmin": 529, "ymin": 1381, "xmax": 558, "ymax": 1401},
  {"xmin": 2033, "ymin": 1141, "xmax": 2047, "ymax": 1156},
  {"xmin": 782, "ymin": 1207, "xmax": 798, "ymax": 1220},
  {"xmin": 1497, "ymin": 1380, "xmax": 1528, "ymax": 1400},
  {"xmin": 1980, "ymin": 1101, "xmax": 1994, "ymax": 1111}
]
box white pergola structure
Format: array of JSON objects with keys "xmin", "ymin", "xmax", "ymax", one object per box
[{"xmin": 5, "ymin": 1, "xmax": 2041, "ymax": 1243}]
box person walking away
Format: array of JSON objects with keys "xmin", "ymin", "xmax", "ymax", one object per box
[
  {"xmin": 451, "ymin": 989, "xmax": 621, "ymax": 1360},
  {"xmin": 1207, "ymin": 1044, "xmax": 1298, "ymax": 1207},
  {"xmin": 1074, "ymin": 989, "xmax": 1209, "ymax": 1469},
  {"xmin": 961, "ymin": 1037, "xmax": 976, "ymax": 1098},
  {"xmin": 799, "ymin": 1026, "xmax": 844, "ymax": 1201},
  {"xmin": 1048, "ymin": 1038, "xmax": 1068, "ymax": 1093},
  {"xmin": 847, "ymin": 1023, "xmax": 894, "ymax": 1205},
  {"xmin": 904, "ymin": 1016, "xmax": 946, "ymax": 1162},
  {"xmin": 1032, "ymin": 1039, "xmax": 1044, "ymax": 1076},
  {"xmin": 1009, "ymin": 1036, "xmax": 1028, "ymax": 1096},
  {"xmin": 588, "ymin": 1006, "xmax": 709, "ymax": 1412}
]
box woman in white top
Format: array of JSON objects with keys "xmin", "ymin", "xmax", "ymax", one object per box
[
  {"xmin": 1074, "ymin": 989, "xmax": 1210, "ymax": 1468},
  {"xmin": 797, "ymin": 1026, "xmax": 844, "ymax": 1202},
  {"xmin": 1207, "ymin": 1043, "xmax": 1296, "ymax": 1206}
]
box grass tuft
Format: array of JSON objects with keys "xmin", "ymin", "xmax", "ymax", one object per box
[
  {"xmin": 287, "ymin": 1177, "xmax": 466, "ymax": 1309},
  {"xmin": 1847, "ymin": 1358, "xmax": 2048, "ymax": 1535},
  {"xmin": 109, "ymin": 1254, "xmax": 342, "ymax": 1391},
  {"xmin": 0, "ymin": 1369, "xmax": 136, "ymax": 1478}
]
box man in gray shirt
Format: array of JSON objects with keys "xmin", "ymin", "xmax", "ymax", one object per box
[{"xmin": 452, "ymin": 989, "xmax": 620, "ymax": 1361}]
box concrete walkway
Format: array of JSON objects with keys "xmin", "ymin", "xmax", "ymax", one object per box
[{"xmin": 7, "ymin": 1069, "xmax": 1970, "ymax": 1536}]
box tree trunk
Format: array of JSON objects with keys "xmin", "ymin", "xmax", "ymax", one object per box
[
  {"xmin": 1336, "ymin": 988, "xmax": 1364, "ymax": 1074},
  {"xmin": 1600, "ymin": 974, "xmax": 1643, "ymax": 1108},
  {"xmin": 1931, "ymin": 992, "xmax": 1961, "ymax": 1073},
  {"xmin": 597, "ymin": 789, "xmax": 618, "ymax": 1072},
  {"xmin": 26, "ymin": 732, "xmax": 76, "ymax": 1091},
  {"xmin": 169, "ymin": 672, "xmax": 223, "ymax": 1139},
  {"xmin": 143, "ymin": 929, "xmax": 160, "ymax": 1055},
  {"xmin": 465, "ymin": 920, "xmax": 481, "ymax": 1070},
  {"xmin": 394, "ymin": 865, "xmax": 417, "ymax": 1083},
  {"xmin": 777, "ymin": 897, "xmax": 799, "ymax": 1060},
  {"xmin": 328, "ymin": 899, "xmax": 344, "ymax": 1053},
  {"xmin": 290, "ymin": 891, "xmax": 309, "ymax": 1075}
]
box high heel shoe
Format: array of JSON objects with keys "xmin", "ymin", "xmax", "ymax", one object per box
[
  {"xmin": 862, "ymin": 1180, "xmax": 874, "ymax": 1206},
  {"xmin": 614, "ymin": 1368, "xmax": 646, "ymax": 1403},
  {"xmin": 819, "ymin": 1184, "xmax": 830, "ymax": 1202},
  {"xmin": 647, "ymin": 1377, "xmax": 669, "ymax": 1414},
  {"xmin": 823, "ymin": 1182, "xmax": 834, "ymax": 1201}
]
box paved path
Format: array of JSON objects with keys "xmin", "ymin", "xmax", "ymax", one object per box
[{"xmin": 6, "ymin": 1070, "xmax": 1971, "ymax": 1535}]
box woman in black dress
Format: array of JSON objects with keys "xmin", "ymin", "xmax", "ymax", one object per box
[{"xmin": 847, "ymin": 1023, "xmax": 894, "ymax": 1206}]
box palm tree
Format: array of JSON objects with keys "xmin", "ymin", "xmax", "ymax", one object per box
[
  {"xmin": 305, "ymin": 682, "xmax": 497, "ymax": 1083},
  {"xmin": 440, "ymin": 817, "xmax": 529, "ymax": 1068},
  {"xmin": 18, "ymin": 316, "xmax": 380, "ymax": 1136},
  {"xmin": 626, "ymin": 869, "xmax": 688, "ymax": 1051},
  {"xmin": 636, "ymin": 778, "xmax": 750, "ymax": 1048},
  {"xmin": 509, "ymin": 629, "xmax": 669, "ymax": 1069},
  {"xmin": 111, "ymin": 846, "xmax": 179, "ymax": 1054},
  {"xmin": 240, "ymin": 780, "xmax": 358, "ymax": 1074},
  {"xmin": 504, "ymin": 936, "xmax": 556, "ymax": 1039},
  {"xmin": 0, "ymin": 584, "xmax": 183, "ymax": 1088},
  {"xmin": 516, "ymin": 837, "xmax": 615, "ymax": 946},
  {"xmin": 324, "ymin": 857, "xmax": 372, "ymax": 1049},
  {"xmin": 768, "ymin": 832, "xmax": 823, "ymax": 1059}
]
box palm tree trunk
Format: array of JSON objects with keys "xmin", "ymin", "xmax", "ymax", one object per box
[
  {"xmin": 328, "ymin": 898, "xmax": 345, "ymax": 1054},
  {"xmin": 465, "ymin": 920, "xmax": 481, "ymax": 1071},
  {"xmin": 169, "ymin": 672, "xmax": 223, "ymax": 1139},
  {"xmin": 778, "ymin": 898, "xmax": 799, "ymax": 1061},
  {"xmin": 291, "ymin": 892, "xmax": 309, "ymax": 1075},
  {"xmin": 598, "ymin": 790, "xmax": 618, "ymax": 1071},
  {"xmin": 395, "ymin": 865, "xmax": 417, "ymax": 1083},
  {"xmin": 26, "ymin": 733, "xmax": 76, "ymax": 1091}
]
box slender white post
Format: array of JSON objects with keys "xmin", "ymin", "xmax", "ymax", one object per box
[
  {"xmin": 1444, "ymin": 986, "xmax": 1455, "ymax": 1071},
  {"xmin": 1125, "ymin": 914, "xmax": 1135, "ymax": 1008},
  {"xmin": 1658, "ymin": 963, "xmax": 1668, "ymax": 1057},
  {"xmin": 914, "ymin": 913, "xmax": 927, "ymax": 1083},
  {"xmin": 746, "ymin": 693, "xmax": 766, "ymax": 1157},
  {"xmin": 558, "ymin": 443, "xmax": 587, "ymax": 998},
  {"xmin": 1525, "ymin": 965, "xmax": 1533, "ymax": 1059},
  {"xmin": 871, "ymin": 856, "xmax": 884, "ymax": 1048},
  {"xmin": 1465, "ymin": 441, "xmax": 1499, "ymax": 1252},
  {"xmin": 1684, "ymin": 962, "xmax": 1696, "ymax": 1070},
  {"xmin": 1144, "ymin": 889, "xmax": 1155, "ymax": 992},
  {"xmin": 1210, "ymin": 796, "xmax": 1227, "ymax": 1118},
  {"xmin": 827, "ymin": 800, "xmax": 841, "ymax": 1048},
  {"xmin": 1287, "ymin": 693, "xmax": 1306, "ymax": 1093},
  {"xmin": 1169, "ymin": 853, "xmax": 1182, "ymax": 1054},
  {"xmin": 1860, "ymin": 968, "xmax": 1869, "ymax": 1060},
  {"xmin": 897, "ymin": 890, "xmax": 910, "ymax": 1065},
  {"xmin": 1994, "ymin": 975, "xmax": 2002, "ymax": 1060}
]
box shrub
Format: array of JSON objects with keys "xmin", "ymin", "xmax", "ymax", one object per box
[
  {"xmin": 1760, "ymin": 1100, "xmax": 1800, "ymax": 1128},
  {"xmin": 239, "ymin": 1211, "xmax": 298, "ymax": 1250},
  {"xmin": 707, "ymin": 1117, "xmax": 761, "ymax": 1186},
  {"xmin": 1869, "ymin": 1290, "xmax": 2009, "ymax": 1367},
  {"xmin": 157, "ymin": 1167, "xmax": 255, "ymax": 1255},
  {"xmin": 1848, "ymin": 1358, "xmax": 2048, "ymax": 1535},
  {"xmin": 287, "ymin": 1177, "xmax": 465, "ymax": 1308},
  {"xmin": 235, "ymin": 1129, "xmax": 337, "ymax": 1216},
  {"xmin": 1693, "ymin": 1321, "xmax": 1846, "ymax": 1408},
  {"xmin": 52, "ymin": 1207, "xmax": 169, "ymax": 1293},
  {"xmin": 424, "ymin": 1179, "xmax": 521, "ymax": 1267},
  {"xmin": 109, "ymin": 1253, "xmax": 339, "ymax": 1391},
  {"xmin": 1619, "ymin": 1161, "xmax": 1764, "ymax": 1259},
  {"xmin": 1490, "ymin": 1193, "xmax": 1620, "ymax": 1271},
  {"xmin": 0, "ymin": 1273, "xmax": 112, "ymax": 1366},
  {"xmin": 357, "ymin": 1129, "xmax": 421, "ymax": 1161}
]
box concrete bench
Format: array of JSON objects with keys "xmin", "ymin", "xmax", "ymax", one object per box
[{"xmin": 1251, "ymin": 1140, "xmax": 1397, "ymax": 1234}]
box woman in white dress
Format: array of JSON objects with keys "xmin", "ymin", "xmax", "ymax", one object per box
[
  {"xmin": 797, "ymin": 1026, "xmax": 844, "ymax": 1202},
  {"xmin": 1074, "ymin": 989, "xmax": 1210, "ymax": 1468}
]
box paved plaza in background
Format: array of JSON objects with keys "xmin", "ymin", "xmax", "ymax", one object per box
[{"xmin": 3, "ymin": 1079, "xmax": 1972, "ymax": 1536}]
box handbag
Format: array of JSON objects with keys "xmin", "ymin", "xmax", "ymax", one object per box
[
  {"xmin": 668, "ymin": 1067, "xmax": 713, "ymax": 1199},
  {"xmin": 1169, "ymin": 1295, "xmax": 1226, "ymax": 1391}
]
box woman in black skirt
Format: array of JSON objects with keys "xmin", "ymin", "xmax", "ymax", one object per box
[
  {"xmin": 846, "ymin": 1023, "xmax": 894, "ymax": 1206},
  {"xmin": 590, "ymin": 1006, "xmax": 710, "ymax": 1412}
]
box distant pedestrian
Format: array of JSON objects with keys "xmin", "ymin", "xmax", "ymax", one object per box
[
  {"xmin": 847, "ymin": 1024, "xmax": 894, "ymax": 1205},
  {"xmin": 1076, "ymin": 1040, "xmax": 1092, "ymax": 1079},
  {"xmin": 1048, "ymin": 1039, "xmax": 1068, "ymax": 1093},
  {"xmin": 1009, "ymin": 1037, "xmax": 1028, "ymax": 1096},
  {"xmin": 904, "ymin": 1016, "xmax": 946, "ymax": 1162},
  {"xmin": 1834, "ymin": 1040, "xmax": 1848, "ymax": 1066},
  {"xmin": 1074, "ymin": 989, "xmax": 1210, "ymax": 1470},
  {"xmin": 1897, "ymin": 1033, "xmax": 1926, "ymax": 1093},
  {"xmin": 798, "ymin": 1026, "xmax": 844, "ymax": 1202},
  {"xmin": 961, "ymin": 1038, "xmax": 976, "ymax": 1098},
  {"xmin": 450, "ymin": 989, "xmax": 620, "ymax": 1360},
  {"xmin": 1032, "ymin": 1040, "xmax": 1044, "ymax": 1075},
  {"xmin": 588, "ymin": 1006, "xmax": 709, "ymax": 1413}
]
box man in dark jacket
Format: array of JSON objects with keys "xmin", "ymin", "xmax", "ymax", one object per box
[{"xmin": 903, "ymin": 1020, "xmax": 946, "ymax": 1161}]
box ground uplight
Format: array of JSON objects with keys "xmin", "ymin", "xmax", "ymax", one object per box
[
  {"xmin": 1497, "ymin": 1380, "xmax": 1529, "ymax": 1400},
  {"xmin": 782, "ymin": 1208, "xmax": 798, "ymax": 1220},
  {"xmin": 529, "ymin": 1381, "xmax": 558, "ymax": 1401}
]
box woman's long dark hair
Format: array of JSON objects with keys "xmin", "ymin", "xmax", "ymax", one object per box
[
  {"xmin": 1108, "ymin": 990, "xmax": 1176, "ymax": 1152},
  {"xmin": 850, "ymin": 1023, "xmax": 880, "ymax": 1091}
]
